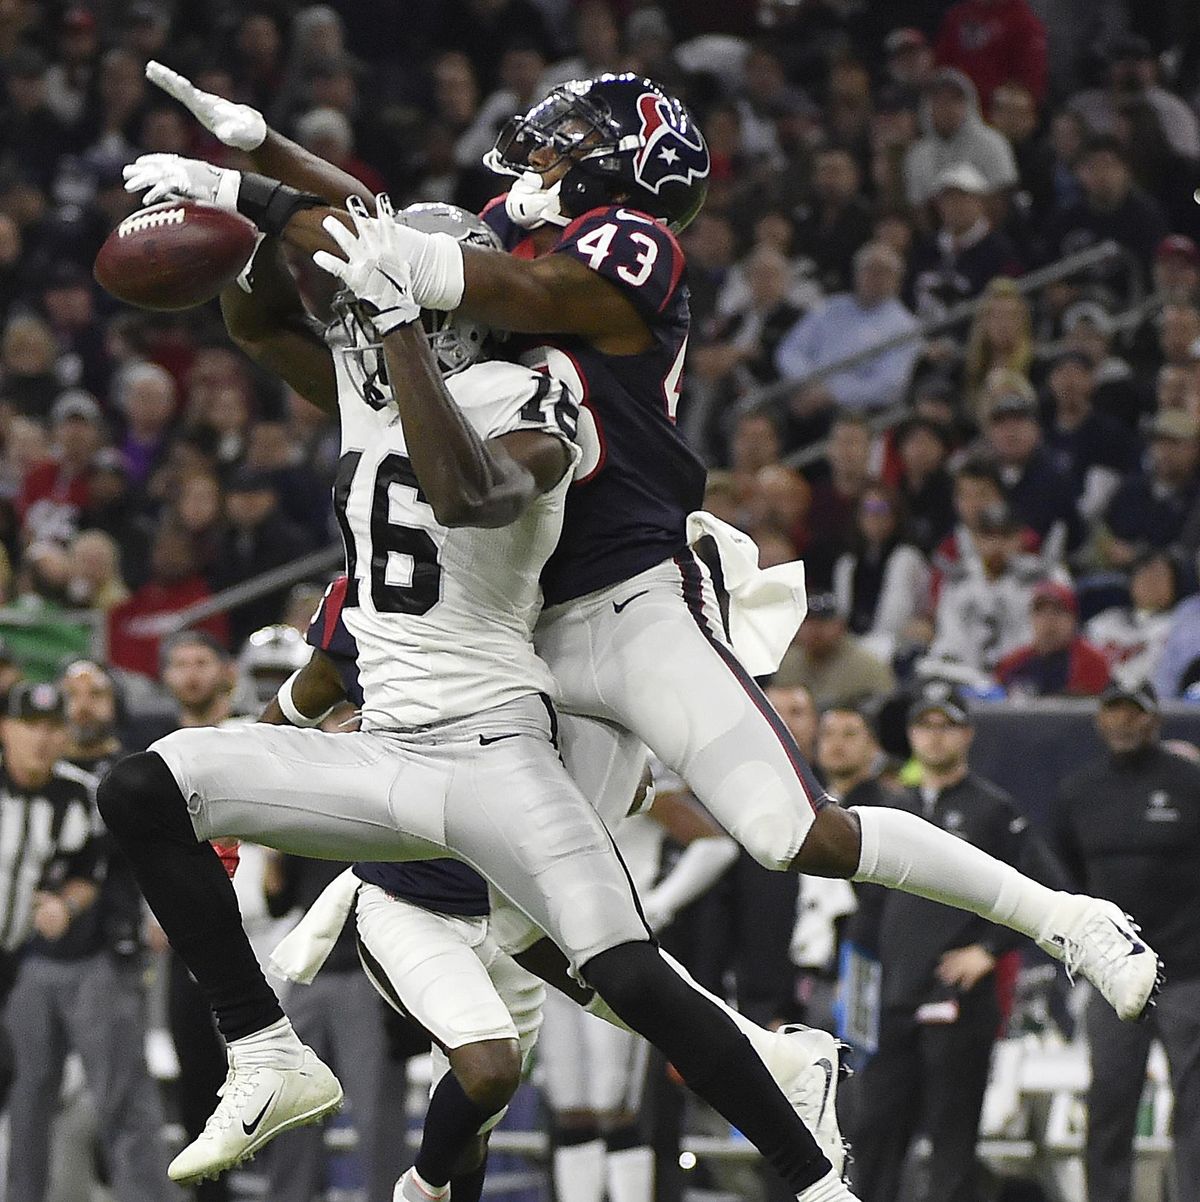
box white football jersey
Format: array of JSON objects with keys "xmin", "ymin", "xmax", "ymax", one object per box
[{"xmin": 329, "ymin": 326, "xmax": 580, "ymax": 729}]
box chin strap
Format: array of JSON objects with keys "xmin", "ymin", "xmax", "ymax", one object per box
[{"xmin": 504, "ymin": 172, "xmax": 571, "ymax": 229}]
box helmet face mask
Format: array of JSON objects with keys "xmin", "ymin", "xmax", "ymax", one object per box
[
  {"xmin": 485, "ymin": 74, "xmax": 710, "ymax": 232},
  {"xmin": 331, "ymin": 201, "xmax": 501, "ymax": 388}
]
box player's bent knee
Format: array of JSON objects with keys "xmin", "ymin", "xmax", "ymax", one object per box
[
  {"xmin": 97, "ymin": 751, "xmax": 190, "ymax": 841},
  {"xmin": 450, "ymin": 1038, "xmax": 522, "ymax": 1113},
  {"xmin": 578, "ymin": 941, "xmax": 660, "ymax": 1026},
  {"xmin": 738, "ymin": 810, "xmax": 807, "ymax": 873}
]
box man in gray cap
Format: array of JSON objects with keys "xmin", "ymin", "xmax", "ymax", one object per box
[{"xmin": 1051, "ymin": 682, "xmax": 1200, "ymax": 1202}]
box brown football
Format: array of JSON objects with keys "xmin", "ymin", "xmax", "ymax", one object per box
[{"xmin": 94, "ymin": 201, "xmax": 258, "ymax": 311}]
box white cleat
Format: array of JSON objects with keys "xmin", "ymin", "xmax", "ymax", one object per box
[
  {"xmin": 768, "ymin": 1024, "xmax": 849, "ymax": 1179},
  {"xmin": 167, "ymin": 1045, "xmax": 343, "ymax": 1184},
  {"xmin": 395, "ymin": 1167, "xmax": 450, "ymax": 1202},
  {"xmin": 795, "ymin": 1166, "xmax": 862, "ymax": 1200},
  {"xmin": 1038, "ymin": 895, "xmax": 1163, "ymax": 1021}
]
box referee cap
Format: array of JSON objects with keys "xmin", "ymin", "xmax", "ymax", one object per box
[{"xmin": 7, "ymin": 681, "xmax": 65, "ymax": 722}]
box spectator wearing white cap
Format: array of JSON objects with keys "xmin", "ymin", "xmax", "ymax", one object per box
[{"xmin": 907, "ymin": 162, "xmax": 1022, "ymax": 322}]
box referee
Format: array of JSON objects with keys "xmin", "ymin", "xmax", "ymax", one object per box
[{"xmin": 0, "ymin": 682, "xmax": 103, "ymax": 1108}]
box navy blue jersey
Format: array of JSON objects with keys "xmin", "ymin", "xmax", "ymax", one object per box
[
  {"xmin": 483, "ymin": 199, "xmax": 707, "ymax": 605},
  {"xmin": 306, "ymin": 580, "xmax": 490, "ymax": 917}
]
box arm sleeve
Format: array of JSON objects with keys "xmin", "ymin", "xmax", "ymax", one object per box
[{"xmin": 551, "ymin": 207, "xmax": 686, "ymax": 320}]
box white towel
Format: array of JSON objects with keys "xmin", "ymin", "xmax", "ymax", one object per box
[
  {"xmin": 267, "ymin": 867, "xmax": 360, "ymax": 984},
  {"xmin": 686, "ymin": 511, "xmax": 808, "ymax": 675}
]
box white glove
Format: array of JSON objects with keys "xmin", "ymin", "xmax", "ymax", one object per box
[
  {"xmin": 312, "ymin": 196, "xmax": 421, "ymax": 334},
  {"xmin": 145, "ymin": 60, "xmax": 267, "ymax": 151},
  {"xmin": 122, "ymin": 153, "xmax": 242, "ymax": 210}
]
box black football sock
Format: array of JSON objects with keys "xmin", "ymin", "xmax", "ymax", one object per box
[
  {"xmin": 414, "ymin": 1071, "xmax": 498, "ymax": 1187},
  {"xmin": 97, "ymin": 752, "xmax": 284, "ymax": 1041},
  {"xmin": 449, "ymin": 1154, "xmax": 488, "ymax": 1202},
  {"xmin": 583, "ymin": 943, "xmax": 829, "ymax": 1192}
]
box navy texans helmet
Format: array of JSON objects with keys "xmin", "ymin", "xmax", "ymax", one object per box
[{"xmin": 485, "ymin": 73, "xmax": 710, "ymax": 232}]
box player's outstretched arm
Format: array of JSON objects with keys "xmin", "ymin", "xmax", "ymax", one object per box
[
  {"xmin": 260, "ymin": 648, "xmax": 347, "ymax": 726},
  {"xmin": 145, "ymin": 60, "xmax": 371, "ymax": 207},
  {"xmin": 220, "ymin": 238, "xmax": 338, "ymax": 414}
]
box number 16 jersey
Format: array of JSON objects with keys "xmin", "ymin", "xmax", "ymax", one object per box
[{"xmin": 328, "ymin": 329, "xmax": 581, "ymax": 730}]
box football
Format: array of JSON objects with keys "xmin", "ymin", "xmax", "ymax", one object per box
[{"xmin": 94, "ymin": 201, "xmax": 258, "ymax": 311}]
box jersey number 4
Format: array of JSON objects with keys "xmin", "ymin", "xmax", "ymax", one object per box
[{"xmin": 334, "ymin": 450, "xmax": 441, "ymax": 615}]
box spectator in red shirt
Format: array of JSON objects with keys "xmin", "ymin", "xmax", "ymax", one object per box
[
  {"xmin": 18, "ymin": 391, "xmax": 106, "ymax": 544},
  {"xmin": 107, "ymin": 526, "xmax": 229, "ymax": 679},
  {"xmin": 995, "ymin": 580, "xmax": 1111, "ymax": 697},
  {"xmin": 934, "ymin": 0, "xmax": 1048, "ymax": 112}
]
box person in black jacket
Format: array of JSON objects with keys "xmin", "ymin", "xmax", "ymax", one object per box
[
  {"xmin": 1051, "ymin": 681, "xmax": 1200, "ymax": 1202},
  {"xmin": 845, "ymin": 679, "xmax": 1039, "ymax": 1202}
]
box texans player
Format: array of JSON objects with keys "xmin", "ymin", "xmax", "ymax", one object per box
[
  {"xmin": 97, "ymin": 202, "xmax": 858, "ymax": 1201},
  {"xmin": 125, "ymin": 65, "xmax": 1163, "ymax": 1033}
]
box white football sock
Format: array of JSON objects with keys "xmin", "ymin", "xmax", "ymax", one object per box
[
  {"xmin": 554, "ymin": 1139, "xmax": 606, "ymax": 1202},
  {"xmin": 850, "ymin": 805, "xmax": 1062, "ymax": 940},
  {"xmin": 606, "ymin": 1146, "xmax": 654, "ymax": 1202},
  {"xmin": 226, "ymin": 1016, "xmax": 305, "ymax": 1065}
]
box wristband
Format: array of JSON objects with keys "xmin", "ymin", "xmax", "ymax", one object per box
[
  {"xmin": 237, "ymin": 173, "xmax": 323, "ymax": 238},
  {"xmin": 277, "ymin": 670, "xmax": 335, "ymax": 728}
]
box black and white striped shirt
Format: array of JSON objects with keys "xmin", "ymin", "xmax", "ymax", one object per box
[{"xmin": 0, "ymin": 760, "xmax": 100, "ymax": 953}]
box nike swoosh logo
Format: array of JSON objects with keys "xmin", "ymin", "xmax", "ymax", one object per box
[
  {"xmin": 613, "ymin": 590, "xmax": 649, "ymax": 615},
  {"xmin": 814, "ymin": 1057, "xmax": 834, "ymax": 1127},
  {"xmin": 1109, "ymin": 917, "xmax": 1147, "ymax": 956},
  {"xmin": 242, "ymin": 1090, "xmax": 278, "ymax": 1136},
  {"xmin": 479, "ymin": 733, "xmax": 523, "ymax": 746}
]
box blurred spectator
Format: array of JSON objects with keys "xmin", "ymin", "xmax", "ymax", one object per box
[
  {"xmin": 764, "ymin": 682, "xmax": 819, "ymax": 762},
  {"xmin": 2, "ymin": 313, "xmax": 61, "ymax": 418},
  {"xmin": 904, "ymin": 69, "xmax": 1018, "ymax": 209},
  {"xmin": 454, "ymin": 42, "xmax": 548, "ymax": 170},
  {"xmin": 930, "ymin": 502, "xmax": 1049, "ymax": 675},
  {"xmin": 65, "ymin": 529, "xmax": 127, "ymax": 612},
  {"xmin": 833, "ymin": 482, "xmax": 931, "ymax": 661},
  {"xmin": 0, "ymin": 46, "xmax": 70, "ymax": 190},
  {"xmin": 113, "ymin": 362, "xmax": 176, "ymax": 487},
  {"xmin": 847, "ymin": 678, "xmax": 1035, "ymax": 1202},
  {"xmin": 743, "ymin": 464, "xmax": 810, "ymax": 555},
  {"xmin": 1128, "ymin": 236, "xmax": 1200, "ymax": 377},
  {"xmin": 729, "ymin": 410, "xmax": 782, "ymax": 491},
  {"xmin": 244, "ymin": 420, "xmax": 328, "ymax": 542},
  {"xmin": 79, "ymin": 449, "xmax": 150, "ymax": 588},
  {"xmin": 293, "ymin": 106, "xmax": 387, "ymax": 195},
  {"xmin": 83, "ymin": 48, "xmax": 147, "ymax": 163},
  {"xmin": 43, "ymin": 8, "xmax": 100, "ymax": 128},
  {"xmin": 933, "ymin": 0, "xmax": 1048, "ymax": 111},
  {"xmin": 1069, "ymin": 34, "xmax": 1200, "ymax": 166},
  {"xmin": 1039, "ymin": 135, "xmax": 1168, "ymax": 303},
  {"xmin": 39, "ymin": 264, "xmax": 109, "ymax": 399},
  {"xmin": 1050, "ymin": 682, "xmax": 1200, "ymax": 1202},
  {"xmin": 212, "ymin": 470, "xmax": 308, "ymax": 645},
  {"xmin": 804, "ymin": 411, "xmax": 877, "ymax": 587},
  {"xmin": 995, "ymin": 579, "xmax": 1111, "ymax": 696},
  {"xmin": 962, "ymin": 278, "xmax": 1032, "ymax": 421},
  {"xmin": 1059, "ymin": 300, "xmax": 1140, "ymax": 430},
  {"xmin": 775, "ymin": 243, "xmax": 919, "ymax": 440},
  {"xmin": 1041, "ymin": 350, "xmax": 1136, "ymax": 524},
  {"xmin": 791, "ymin": 147, "xmax": 874, "ymax": 295},
  {"xmin": 908, "ymin": 163, "xmax": 1022, "ymax": 322},
  {"xmin": 981, "ymin": 388, "xmax": 1081, "ymax": 554},
  {"xmin": 989, "ymin": 82, "xmax": 1056, "ymax": 230},
  {"xmin": 883, "ymin": 27, "xmax": 935, "ymax": 109},
  {"xmin": 892, "ymin": 416, "xmax": 956, "ymax": 554},
  {"xmin": 18, "ymin": 391, "xmax": 106, "ymax": 545},
  {"xmin": 107, "ymin": 527, "xmax": 229, "ymax": 679},
  {"xmin": 538, "ymin": 0, "xmax": 622, "ymax": 94},
  {"xmin": 1087, "ymin": 550, "xmax": 1181, "ymax": 689},
  {"xmin": 433, "ymin": 0, "xmax": 553, "ymax": 94},
  {"xmin": 1101, "ymin": 409, "xmax": 1200, "ymax": 568},
  {"xmin": 773, "ymin": 592, "xmax": 897, "ymax": 707}
]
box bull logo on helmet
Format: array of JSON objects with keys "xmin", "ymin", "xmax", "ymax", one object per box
[{"xmin": 631, "ymin": 92, "xmax": 709, "ymax": 196}]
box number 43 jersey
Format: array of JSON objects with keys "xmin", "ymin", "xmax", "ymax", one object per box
[{"xmin": 329, "ymin": 342, "xmax": 581, "ymax": 730}]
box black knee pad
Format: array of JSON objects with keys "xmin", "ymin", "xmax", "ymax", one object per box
[
  {"xmin": 97, "ymin": 751, "xmax": 192, "ymax": 841},
  {"xmin": 580, "ymin": 942, "xmax": 663, "ymax": 1026}
]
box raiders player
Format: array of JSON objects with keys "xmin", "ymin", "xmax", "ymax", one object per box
[
  {"xmin": 125, "ymin": 67, "xmax": 1163, "ymax": 1033},
  {"xmin": 266, "ymin": 584, "xmax": 735, "ymax": 1202},
  {"xmin": 96, "ymin": 202, "xmax": 858, "ymax": 1201}
]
